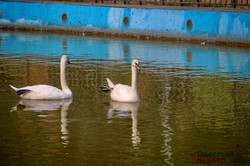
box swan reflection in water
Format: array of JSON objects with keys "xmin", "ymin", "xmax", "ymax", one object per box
[
  {"xmin": 107, "ymin": 101, "xmax": 140, "ymax": 148},
  {"xmin": 11, "ymin": 98, "xmax": 72, "ymax": 146}
]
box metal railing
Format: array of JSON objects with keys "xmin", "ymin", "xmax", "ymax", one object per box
[
  {"xmin": 1, "ymin": 0, "xmax": 249, "ymax": 9},
  {"xmin": 55, "ymin": 0, "xmax": 250, "ymax": 8},
  {"xmin": 0, "ymin": 0, "xmax": 250, "ymax": 9}
]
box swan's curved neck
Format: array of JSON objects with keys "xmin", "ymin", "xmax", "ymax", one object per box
[
  {"xmin": 60, "ymin": 61, "xmax": 72, "ymax": 95},
  {"xmin": 131, "ymin": 67, "xmax": 138, "ymax": 91}
]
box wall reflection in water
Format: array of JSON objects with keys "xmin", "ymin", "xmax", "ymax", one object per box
[{"xmin": 1, "ymin": 31, "xmax": 249, "ymax": 80}]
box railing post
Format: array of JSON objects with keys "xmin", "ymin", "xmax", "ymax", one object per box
[
  {"xmin": 232, "ymin": 0, "xmax": 237, "ymax": 8},
  {"xmin": 196, "ymin": 0, "xmax": 200, "ymax": 7},
  {"xmin": 180, "ymin": 0, "xmax": 184, "ymax": 6},
  {"xmin": 162, "ymin": 0, "xmax": 165, "ymax": 5}
]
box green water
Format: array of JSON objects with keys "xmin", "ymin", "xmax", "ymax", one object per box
[{"xmin": 0, "ymin": 31, "xmax": 249, "ymax": 166}]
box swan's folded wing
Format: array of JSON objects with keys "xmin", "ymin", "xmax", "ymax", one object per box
[
  {"xmin": 18, "ymin": 85, "xmax": 66, "ymax": 99},
  {"xmin": 112, "ymin": 84, "xmax": 131, "ymax": 96}
]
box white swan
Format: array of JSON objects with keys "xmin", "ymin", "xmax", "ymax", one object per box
[
  {"xmin": 10, "ymin": 55, "xmax": 72, "ymax": 100},
  {"xmin": 101, "ymin": 59, "xmax": 140, "ymax": 102}
]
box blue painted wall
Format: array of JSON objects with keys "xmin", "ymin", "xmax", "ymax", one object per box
[{"xmin": 0, "ymin": 1, "xmax": 249, "ymax": 43}]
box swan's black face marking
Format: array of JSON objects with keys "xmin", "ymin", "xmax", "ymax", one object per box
[
  {"xmin": 134, "ymin": 62, "xmax": 140, "ymax": 71},
  {"xmin": 16, "ymin": 89, "xmax": 31, "ymax": 96},
  {"xmin": 67, "ymin": 57, "xmax": 71, "ymax": 64}
]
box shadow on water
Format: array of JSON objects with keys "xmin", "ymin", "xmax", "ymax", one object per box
[{"xmin": 0, "ymin": 30, "xmax": 249, "ymax": 165}]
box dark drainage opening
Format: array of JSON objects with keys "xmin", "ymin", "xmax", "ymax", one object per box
[
  {"xmin": 186, "ymin": 19, "xmax": 193, "ymax": 31},
  {"xmin": 123, "ymin": 16, "xmax": 130, "ymax": 27},
  {"xmin": 62, "ymin": 13, "xmax": 68, "ymax": 23}
]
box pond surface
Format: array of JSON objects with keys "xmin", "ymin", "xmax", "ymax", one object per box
[{"xmin": 0, "ymin": 31, "xmax": 250, "ymax": 166}]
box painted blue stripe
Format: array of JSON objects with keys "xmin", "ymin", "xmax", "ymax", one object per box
[{"xmin": 0, "ymin": 1, "xmax": 249, "ymax": 43}]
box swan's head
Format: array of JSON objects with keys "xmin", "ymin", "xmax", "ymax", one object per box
[
  {"xmin": 61, "ymin": 55, "xmax": 70, "ymax": 64},
  {"xmin": 132, "ymin": 59, "xmax": 140, "ymax": 71}
]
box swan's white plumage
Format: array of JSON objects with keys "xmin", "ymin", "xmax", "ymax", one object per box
[
  {"xmin": 11, "ymin": 85, "xmax": 71, "ymax": 99},
  {"xmin": 10, "ymin": 55, "xmax": 72, "ymax": 100},
  {"xmin": 109, "ymin": 82, "xmax": 138, "ymax": 102},
  {"xmin": 105, "ymin": 59, "xmax": 140, "ymax": 102}
]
